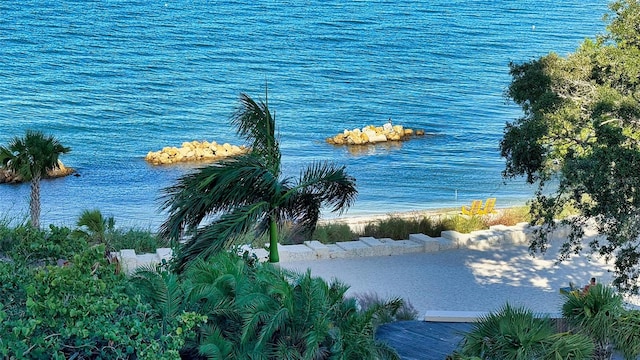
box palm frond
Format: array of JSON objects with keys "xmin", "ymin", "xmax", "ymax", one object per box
[
  {"xmin": 159, "ymin": 155, "xmax": 278, "ymax": 243},
  {"xmin": 198, "ymin": 323, "xmax": 235, "ymax": 359},
  {"xmin": 130, "ymin": 266, "xmax": 185, "ymax": 335},
  {"xmin": 4, "ymin": 130, "xmax": 70, "ymax": 179},
  {"xmin": 0, "ymin": 146, "xmax": 12, "ymax": 166},
  {"xmin": 277, "ymin": 161, "xmax": 357, "ymax": 236},
  {"xmin": 612, "ymin": 309, "xmax": 640, "ymax": 360},
  {"xmin": 76, "ymin": 209, "xmax": 109, "ymax": 241},
  {"xmin": 561, "ymin": 283, "xmax": 623, "ymax": 343},
  {"xmin": 294, "ymin": 161, "xmax": 358, "ymax": 213},
  {"xmin": 230, "ymin": 93, "xmax": 281, "ymax": 171},
  {"xmin": 459, "ymin": 303, "xmax": 554, "ymax": 359},
  {"xmin": 543, "ymin": 332, "xmax": 594, "ymax": 360},
  {"xmin": 175, "ymin": 203, "xmax": 271, "ymax": 272}
]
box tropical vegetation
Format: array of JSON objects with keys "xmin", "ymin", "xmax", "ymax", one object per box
[
  {"xmin": 0, "ymin": 218, "xmax": 406, "ymax": 359},
  {"xmin": 0, "ymin": 130, "xmax": 70, "ymax": 228},
  {"xmin": 450, "ymin": 284, "xmax": 640, "ymax": 360},
  {"xmin": 449, "ymin": 303, "xmax": 594, "ymax": 360},
  {"xmin": 134, "ymin": 252, "xmax": 402, "ymax": 359},
  {"xmin": 500, "ymin": 0, "xmax": 640, "ymax": 292},
  {"xmin": 73, "ymin": 209, "xmax": 169, "ymax": 253},
  {"xmin": 160, "ymin": 93, "xmax": 357, "ymax": 270}
]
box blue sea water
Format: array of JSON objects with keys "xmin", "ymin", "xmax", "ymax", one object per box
[{"xmin": 0, "ymin": 0, "xmax": 610, "ymax": 228}]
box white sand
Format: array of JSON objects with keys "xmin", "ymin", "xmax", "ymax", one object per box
[{"xmin": 281, "ymin": 243, "xmax": 640, "ymax": 315}]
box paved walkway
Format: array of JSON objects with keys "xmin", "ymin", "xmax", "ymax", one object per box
[
  {"xmin": 281, "ymin": 243, "xmax": 637, "ymax": 315},
  {"xmin": 282, "ymin": 244, "xmax": 639, "ymax": 359}
]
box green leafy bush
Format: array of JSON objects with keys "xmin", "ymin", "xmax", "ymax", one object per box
[
  {"xmin": 0, "ymin": 233, "xmax": 199, "ymax": 359},
  {"xmin": 361, "ymin": 215, "xmax": 491, "ymax": 240},
  {"xmin": 73, "ymin": 209, "xmax": 170, "ymax": 253},
  {"xmin": 108, "ymin": 228, "xmax": 170, "ymax": 253},
  {"xmin": 0, "ymin": 224, "xmax": 86, "ymax": 266}
]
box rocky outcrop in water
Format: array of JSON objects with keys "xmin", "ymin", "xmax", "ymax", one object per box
[
  {"xmin": 145, "ymin": 140, "xmax": 248, "ymax": 165},
  {"xmin": 0, "ymin": 161, "xmax": 76, "ymax": 184},
  {"xmin": 326, "ymin": 122, "xmax": 425, "ymax": 146}
]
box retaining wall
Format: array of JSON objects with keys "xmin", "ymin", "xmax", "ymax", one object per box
[{"xmin": 115, "ymin": 222, "xmax": 577, "ymax": 274}]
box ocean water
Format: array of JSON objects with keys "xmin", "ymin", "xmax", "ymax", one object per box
[{"xmin": 0, "ymin": 0, "xmax": 609, "ymax": 228}]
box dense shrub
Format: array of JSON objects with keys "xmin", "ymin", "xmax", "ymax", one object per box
[
  {"xmin": 133, "ymin": 252, "xmax": 401, "ymax": 359},
  {"xmin": 108, "ymin": 227, "xmax": 170, "ymax": 253},
  {"xmin": 483, "ymin": 206, "xmax": 530, "ymax": 227},
  {"xmin": 361, "ymin": 215, "xmax": 495, "ymax": 240},
  {"xmin": 0, "ymin": 226, "xmax": 199, "ymax": 359},
  {"xmin": 312, "ymin": 222, "xmax": 358, "ymax": 243},
  {"xmin": 0, "ymin": 224, "xmax": 86, "ymax": 265},
  {"xmin": 449, "ymin": 303, "xmax": 594, "ymax": 360},
  {"xmin": 451, "ymin": 286, "xmax": 640, "ymax": 360}
]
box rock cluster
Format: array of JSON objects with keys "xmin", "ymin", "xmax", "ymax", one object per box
[
  {"xmin": 326, "ymin": 122, "xmax": 425, "ymax": 146},
  {"xmin": 0, "ymin": 161, "xmax": 75, "ymax": 184},
  {"xmin": 145, "ymin": 140, "xmax": 248, "ymax": 165}
]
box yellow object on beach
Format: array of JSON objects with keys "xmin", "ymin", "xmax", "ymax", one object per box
[
  {"xmin": 461, "ymin": 198, "xmax": 497, "ymax": 216},
  {"xmin": 461, "ymin": 200, "xmax": 482, "ymax": 215},
  {"xmin": 478, "ymin": 198, "xmax": 496, "ymax": 215}
]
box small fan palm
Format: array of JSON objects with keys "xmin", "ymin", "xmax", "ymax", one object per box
[
  {"xmin": 457, "ymin": 303, "xmax": 594, "ymax": 360},
  {"xmin": 161, "ymin": 92, "xmax": 357, "ymax": 269},
  {"xmin": 0, "ymin": 130, "xmax": 70, "ymax": 228},
  {"xmin": 75, "ymin": 209, "xmax": 115, "ymax": 244},
  {"xmin": 562, "ymin": 284, "xmax": 624, "ymax": 359}
]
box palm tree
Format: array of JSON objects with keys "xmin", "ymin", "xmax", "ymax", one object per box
[
  {"xmin": 0, "ymin": 130, "xmax": 71, "ymax": 228},
  {"xmin": 161, "ymin": 92, "xmax": 357, "ymax": 269}
]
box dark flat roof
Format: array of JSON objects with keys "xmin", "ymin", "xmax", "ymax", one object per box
[
  {"xmin": 376, "ymin": 321, "xmax": 633, "ymax": 360},
  {"xmin": 376, "ymin": 321, "xmax": 471, "ymax": 360}
]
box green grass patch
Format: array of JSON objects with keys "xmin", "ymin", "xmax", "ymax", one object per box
[
  {"xmin": 330, "ymin": 208, "xmax": 532, "ymax": 243},
  {"xmin": 312, "ymin": 223, "xmax": 358, "ymax": 243},
  {"xmin": 107, "ymin": 228, "xmax": 170, "ymax": 253}
]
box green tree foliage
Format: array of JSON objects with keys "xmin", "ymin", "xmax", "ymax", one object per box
[
  {"xmin": 132, "ymin": 252, "xmax": 400, "ymax": 360},
  {"xmin": 161, "ymin": 93, "xmax": 357, "ymax": 269},
  {"xmin": 0, "ymin": 130, "xmax": 70, "ymax": 229},
  {"xmin": 500, "ymin": 0, "xmax": 640, "ymax": 291}
]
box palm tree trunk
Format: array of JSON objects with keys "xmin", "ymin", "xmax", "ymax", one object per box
[
  {"xmin": 268, "ymin": 217, "xmax": 279, "ymax": 263},
  {"xmin": 30, "ymin": 174, "xmax": 41, "ymax": 228}
]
